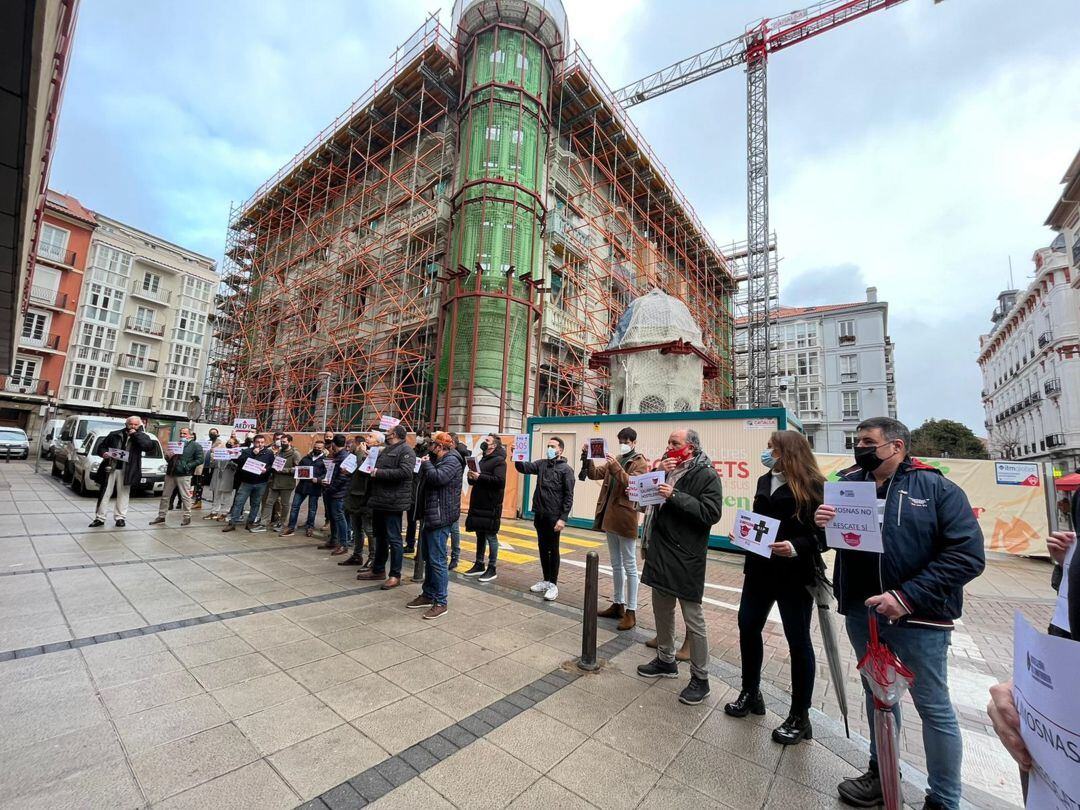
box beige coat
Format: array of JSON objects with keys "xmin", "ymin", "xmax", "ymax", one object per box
[{"xmin": 587, "ymin": 452, "xmax": 650, "ymax": 538}]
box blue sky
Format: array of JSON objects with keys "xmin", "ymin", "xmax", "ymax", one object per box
[{"xmin": 50, "ymin": 0, "xmax": 1080, "ymax": 434}]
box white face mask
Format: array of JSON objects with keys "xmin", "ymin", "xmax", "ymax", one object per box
[{"xmin": 618, "ymin": 443, "xmax": 632, "ymax": 455}]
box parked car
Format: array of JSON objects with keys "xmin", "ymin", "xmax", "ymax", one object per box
[
  {"xmin": 39, "ymin": 418, "xmax": 64, "ymax": 459},
  {"xmin": 51, "ymin": 415, "xmax": 127, "ymax": 482},
  {"xmin": 0, "ymin": 427, "xmax": 30, "ymax": 460},
  {"xmin": 69, "ymin": 430, "xmax": 166, "ymax": 497}
]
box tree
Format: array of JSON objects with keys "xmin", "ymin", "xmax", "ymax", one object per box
[{"xmin": 910, "ymin": 419, "xmax": 988, "ymax": 460}]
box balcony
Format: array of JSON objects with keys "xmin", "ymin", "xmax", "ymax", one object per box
[
  {"xmin": 116, "ymin": 354, "xmax": 160, "ymax": 375},
  {"xmin": 20, "ymin": 333, "xmax": 61, "ymax": 351},
  {"xmin": 1038, "ymin": 331, "xmax": 1052, "ymax": 348},
  {"xmin": 1046, "ymin": 433, "xmax": 1065, "ymax": 449},
  {"xmin": 838, "ymin": 334, "xmax": 856, "ymax": 345},
  {"xmin": 109, "ymin": 391, "xmax": 152, "ymax": 410},
  {"xmin": 129, "ymin": 285, "xmax": 173, "ymax": 306},
  {"xmin": 157, "ymin": 398, "xmax": 189, "ymax": 415},
  {"xmin": 840, "ymin": 372, "xmax": 858, "ymax": 383},
  {"xmin": 124, "ymin": 316, "xmax": 165, "ymax": 339},
  {"xmin": 37, "ymin": 243, "xmax": 77, "ymax": 266},
  {"xmin": 28, "ymin": 286, "xmax": 69, "ymax": 310},
  {"xmin": 1045, "ymin": 378, "xmax": 1062, "ymax": 397},
  {"xmin": 1, "ymin": 376, "xmax": 48, "ymax": 397}
]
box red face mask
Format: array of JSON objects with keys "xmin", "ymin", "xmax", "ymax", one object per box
[{"xmin": 665, "ymin": 444, "xmax": 693, "ymax": 464}]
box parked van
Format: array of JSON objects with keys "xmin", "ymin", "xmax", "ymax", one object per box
[
  {"xmin": 51, "ymin": 415, "xmax": 127, "ymax": 482},
  {"xmin": 39, "ymin": 418, "xmax": 65, "ymax": 458},
  {"xmin": 69, "ymin": 429, "xmax": 166, "ymax": 497}
]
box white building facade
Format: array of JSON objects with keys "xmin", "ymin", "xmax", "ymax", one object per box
[
  {"xmin": 736, "ymin": 287, "xmax": 897, "ymax": 452},
  {"xmin": 59, "ymin": 214, "xmax": 218, "ymax": 421}
]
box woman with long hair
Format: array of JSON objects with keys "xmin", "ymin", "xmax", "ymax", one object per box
[{"xmin": 724, "ymin": 429, "xmax": 825, "ymax": 745}]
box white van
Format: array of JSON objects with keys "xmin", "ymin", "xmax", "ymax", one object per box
[
  {"xmin": 39, "ymin": 418, "xmax": 65, "ymax": 458},
  {"xmin": 51, "ymin": 415, "xmax": 127, "ymax": 482},
  {"xmin": 69, "ymin": 429, "xmax": 166, "ymax": 497}
]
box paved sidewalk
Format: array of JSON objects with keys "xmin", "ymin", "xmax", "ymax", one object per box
[{"xmin": 0, "ymin": 461, "xmax": 1036, "ymax": 808}]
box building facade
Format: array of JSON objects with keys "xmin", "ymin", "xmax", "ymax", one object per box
[
  {"xmin": 736, "ymin": 287, "xmax": 897, "ymax": 451},
  {"xmin": 1, "ymin": 191, "xmax": 95, "ymax": 436},
  {"xmin": 59, "ymin": 214, "xmax": 218, "ymax": 421},
  {"xmin": 978, "ymin": 241, "xmax": 1080, "ymax": 473}
]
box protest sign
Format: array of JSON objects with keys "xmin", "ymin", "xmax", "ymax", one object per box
[
  {"xmin": 587, "ymin": 437, "xmax": 607, "ymax": 461},
  {"xmin": 413, "ymin": 457, "xmax": 422, "ymax": 473},
  {"xmin": 466, "ymin": 457, "xmax": 480, "ymax": 474},
  {"xmin": 197, "ymin": 440, "xmax": 211, "ymax": 452},
  {"xmin": 166, "ymin": 442, "xmax": 183, "ymax": 455},
  {"xmin": 228, "ymin": 447, "xmax": 242, "ymax": 458},
  {"xmin": 1051, "ymin": 543, "xmax": 1074, "ymax": 634},
  {"xmin": 824, "ymin": 481, "xmax": 883, "ymax": 553},
  {"xmin": 104, "ymin": 448, "xmax": 129, "ymax": 462},
  {"xmin": 241, "ymin": 457, "xmax": 266, "ymax": 475},
  {"xmin": 512, "ymin": 434, "xmax": 529, "ymax": 462},
  {"xmin": 628, "ymin": 471, "xmax": 666, "ymax": 507},
  {"xmin": 340, "ymin": 453, "xmax": 358, "ymax": 474},
  {"xmin": 233, "ymin": 418, "xmax": 257, "ymax": 433},
  {"xmin": 211, "ymin": 448, "xmax": 232, "ymax": 461},
  {"xmin": 323, "ymin": 462, "xmax": 335, "ymax": 483},
  {"xmin": 272, "ymin": 456, "xmax": 286, "ymax": 472},
  {"xmin": 359, "ymin": 447, "xmax": 380, "ymax": 474},
  {"xmin": 378, "ymin": 414, "xmax": 400, "ymax": 431},
  {"xmin": 294, "ymin": 466, "xmax": 313, "ymax": 480},
  {"xmin": 730, "ymin": 509, "xmax": 781, "ymax": 558}
]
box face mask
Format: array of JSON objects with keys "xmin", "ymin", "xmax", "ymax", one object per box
[
  {"xmin": 480, "ymin": 441, "xmax": 489, "ymax": 454},
  {"xmin": 761, "ymin": 450, "xmax": 777, "ymax": 469},
  {"xmin": 666, "ymin": 445, "xmax": 693, "ymax": 464},
  {"xmin": 546, "ymin": 447, "xmax": 558, "ymax": 460},
  {"xmin": 619, "ymin": 443, "xmax": 632, "ymax": 455},
  {"xmin": 854, "ymin": 444, "xmax": 891, "ymax": 472}
]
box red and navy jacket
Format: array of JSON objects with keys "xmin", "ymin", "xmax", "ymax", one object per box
[{"xmin": 833, "ymin": 456, "xmax": 986, "ymax": 631}]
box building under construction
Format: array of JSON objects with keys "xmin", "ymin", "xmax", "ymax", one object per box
[{"xmin": 206, "ymin": 0, "xmax": 735, "ymax": 434}]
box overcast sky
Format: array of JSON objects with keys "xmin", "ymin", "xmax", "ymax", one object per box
[{"xmin": 50, "ymin": 1, "xmax": 1080, "ymax": 434}]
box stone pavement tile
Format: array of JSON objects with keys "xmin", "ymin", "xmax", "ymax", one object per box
[
  {"xmin": 664, "ymin": 738, "xmax": 773, "ymax": 809},
  {"xmin": 416, "ymin": 673, "xmax": 505, "ymax": 721},
  {"xmin": 692, "ymin": 707, "xmax": 783, "ymax": 773},
  {"xmin": 288, "ymin": 653, "xmax": 371, "ymax": 692},
  {"xmin": 211, "ymin": 671, "xmax": 309, "ymax": 719},
  {"xmin": 0, "ymin": 721, "xmax": 128, "ymax": 802},
  {"xmin": 370, "ymin": 777, "xmax": 457, "ymax": 809},
  {"xmin": 594, "ymin": 704, "xmax": 691, "ymax": 770},
  {"xmin": 316, "ymin": 672, "xmax": 410, "ymax": 721},
  {"xmin": 469, "ymin": 627, "xmax": 533, "ymax": 656},
  {"xmin": 507, "ymin": 776, "xmax": 600, "ymax": 809},
  {"xmin": 160, "ymin": 620, "xmax": 235, "ymax": 649},
  {"xmin": 269, "ymin": 723, "xmax": 387, "ymax": 801},
  {"xmin": 68, "ymin": 611, "xmax": 148, "ymax": 639},
  {"xmin": 775, "ymin": 738, "xmax": 858, "ymax": 796},
  {"xmin": 638, "ymin": 775, "xmax": 730, "ymax": 810},
  {"xmin": 172, "ymin": 635, "xmax": 257, "ymax": 667},
  {"xmin": 366, "ymin": 611, "xmax": 429, "ymax": 638},
  {"xmin": 99, "ymin": 668, "xmax": 205, "ymax": 717},
  {"xmin": 0, "ymin": 619, "xmax": 71, "ymax": 651},
  {"xmin": 255, "ymin": 586, "xmax": 309, "ymax": 605},
  {"xmin": 115, "ymin": 693, "xmax": 228, "ymax": 754},
  {"xmin": 422, "ymin": 738, "xmax": 541, "ymax": 810},
  {"xmin": 0, "ymin": 646, "xmax": 83, "ymax": 686},
  {"xmin": 440, "ymin": 609, "xmax": 504, "ymax": 640},
  {"xmin": 470, "ymin": 656, "xmax": 548, "ymax": 694},
  {"xmin": 262, "ymin": 636, "xmax": 340, "ymax": 669},
  {"xmin": 543, "ymin": 626, "xmax": 616, "ymax": 656},
  {"xmin": 1, "ymin": 674, "xmax": 109, "ymax": 753},
  {"xmin": 319, "ymin": 623, "xmax": 387, "ymax": 652},
  {"xmin": 352, "ymin": 695, "xmax": 456, "ymax": 756},
  {"xmin": 234, "ymin": 622, "xmax": 313, "ymax": 651},
  {"xmin": 429, "ymin": 639, "xmax": 504, "ymax": 672},
  {"xmin": 548, "ymin": 738, "xmax": 662, "ymax": 810},
  {"xmin": 80, "ymin": 632, "xmax": 166, "ymax": 664},
  {"xmin": 486, "ymin": 708, "xmax": 588, "ymax": 774},
  {"xmin": 503, "ymin": 613, "xmax": 577, "ymax": 643},
  {"xmin": 234, "ymin": 693, "xmax": 345, "ymax": 756},
  {"xmin": 399, "ymin": 626, "xmax": 460, "ymax": 654},
  {"xmin": 763, "ymin": 775, "xmax": 848, "ymax": 809},
  {"xmin": 293, "ymin": 610, "xmax": 363, "ymax": 635},
  {"xmin": 381, "ymin": 655, "xmax": 458, "ymax": 694},
  {"xmin": 84, "ymin": 648, "xmax": 184, "ymax": 689},
  {"xmin": 568, "ymin": 666, "xmax": 651, "ymax": 709},
  {"xmin": 190, "ymin": 652, "xmax": 280, "ymax": 690},
  {"xmin": 624, "ymin": 682, "xmax": 714, "ymax": 736},
  {"xmin": 346, "ymin": 639, "xmax": 422, "ymax": 672},
  {"xmin": 505, "ymin": 642, "xmax": 573, "ymax": 673},
  {"xmin": 533, "ymin": 682, "xmax": 624, "ymax": 735},
  {"xmin": 154, "ymin": 760, "xmax": 299, "ymax": 810},
  {"xmin": 130, "ymin": 722, "xmax": 259, "ymax": 803}
]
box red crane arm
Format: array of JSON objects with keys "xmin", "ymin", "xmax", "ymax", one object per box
[{"xmin": 766, "ymin": 0, "xmax": 912, "ymax": 54}]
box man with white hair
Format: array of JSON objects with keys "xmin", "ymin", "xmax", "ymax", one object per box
[{"xmin": 90, "ymin": 415, "xmax": 156, "ymax": 528}]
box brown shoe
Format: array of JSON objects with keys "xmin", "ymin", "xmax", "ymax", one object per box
[
  {"xmin": 280, "ymin": 528, "xmax": 295, "ymax": 537},
  {"xmin": 617, "ymin": 609, "xmax": 636, "ymax": 631},
  {"xmin": 406, "ymin": 595, "xmax": 434, "ymax": 610},
  {"xmin": 598, "ymin": 603, "xmax": 625, "ymax": 620},
  {"xmin": 149, "ymin": 517, "xmax": 165, "ymax": 526},
  {"xmin": 423, "ymin": 604, "xmax": 447, "ymax": 620},
  {"xmin": 181, "ymin": 517, "xmax": 191, "ymax": 527},
  {"xmin": 317, "ymin": 542, "xmax": 336, "ymax": 550},
  {"xmin": 646, "ymin": 636, "xmax": 658, "ymax": 649},
  {"xmin": 380, "ymin": 576, "xmax": 401, "ymax": 590},
  {"xmin": 676, "ymin": 638, "xmax": 691, "ymax": 662},
  {"xmin": 357, "ymin": 571, "xmax": 385, "ymax": 581},
  {"xmin": 330, "ymin": 546, "xmax": 348, "ymax": 556},
  {"xmin": 192, "ymin": 501, "xmax": 202, "ymax": 510},
  {"xmin": 222, "ymin": 525, "xmax": 236, "ymax": 532},
  {"xmin": 305, "ymin": 527, "xmax": 314, "ymax": 538}
]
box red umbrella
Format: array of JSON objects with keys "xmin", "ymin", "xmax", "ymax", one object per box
[
  {"xmin": 857, "ymin": 614, "xmax": 915, "ymax": 810},
  {"xmin": 1054, "ymin": 473, "xmax": 1080, "ymax": 492}
]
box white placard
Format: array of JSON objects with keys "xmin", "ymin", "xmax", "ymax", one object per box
[
  {"xmin": 166, "ymin": 441, "xmax": 183, "ymax": 455},
  {"xmin": 1052, "ymin": 542, "xmax": 1075, "ymax": 634},
  {"xmin": 359, "ymin": 447, "xmax": 380, "ymax": 474},
  {"xmin": 413, "ymin": 457, "xmax": 422, "ymax": 473},
  {"xmin": 730, "ymin": 509, "xmax": 781, "ymax": 558},
  {"xmin": 197, "ymin": 439, "xmax": 212, "ymax": 451},
  {"xmin": 211, "ymin": 448, "xmax": 232, "ymax": 461},
  {"xmin": 512, "ymin": 434, "xmax": 529, "ymax": 462},
  {"xmin": 272, "ymin": 456, "xmax": 286, "ymax": 472},
  {"xmin": 104, "ymin": 448, "xmax": 129, "ymax": 462},
  {"xmin": 824, "ymin": 481, "xmax": 884, "ymax": 553},
  {"xmin": 294, "ymin": 466, "xmax": 313, "ymax": 480},
  {"xmin": 1012, "ymin": 612, "xmax": 1080, "ymax": 809},
  {"xmin": 241, "ymin": 457, "xmax": 266, "ymax": 475},
  {"xmin": 228, "ymin": 447, "xmax": 243, "ymax": 458},
  {"xmin": 378, "ymin": 414, "xmax": 400, "ymax": 431},
  {"xmin": 233, "ymin": 418, "xmax": 257, "ymax": 433},
  {"xmin": 628, "ymin": 471, "xmax": 667, "ymax": 507},
  {"xmin": 586, "ymin": 437, "xmax": 608, "ymax": 461},
  {"xmin": 323, "ymin": 462, "xmax": 335, "ymax": 483},
  {"xmin": 339, "ymin": 453, "xmax": 358, "ymax": 474}
]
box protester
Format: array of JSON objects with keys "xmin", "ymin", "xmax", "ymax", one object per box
[
  {"xmin": 585, "ymin": 427, "xmax": 650, "ymax": 630},
  {"xmin": 636, "ymin": 429, "xmax": 723, "ymax": 707},
  {"xmin": 90, "ymin": 415, "xmax": 156, "ymax": 528},
  {"xmin": 726, "ymin": 430, "xmax": 825, "ymax": 745},
  {"xmin": 814, "ymin": 417, "xmax": 985, "ymax": 810},
  {"xmin": 515, "ymin": 436, "xmax": 575, "ymax": 601},
  {"xmin": 281, "ymin": 439, "xmax": 327, "ymax": 537},
  {"xmin": 406, "ymin": 431, "xmax": 463, "ymax": 619},
  {"xmin": 319, "ymin": 434, "xmax": 353, "ymax": 555},
  {"xmin": 223, "ymin": 434, "xmax": 274, "ymax": 532},
  {"xmin": 463, "ymin": 433, "xmax": 506, "ymax": 583},
  {"xmin": 358, "ymin": 425, "xmax": 416, "ymax": 589},
  {"xmin": 150, "ymin": 427, "xmax": 204, "ymax": 528},
  {"xmin": 195, "ymin": 428, "xmax": 224, "ymax": 510},
  {"xmin": 204, "ymin": 436, "xmax": 239, "ymax": 521},
  {"xmin": 321, "ymin": 429, "xmax": 336, "ymax": 529},
  {"xmin": 341, "ymin": 433, "xmax": 377, "ymax": 566},
  {"xmin": 447, "ymin": 432, "xmax": 471, "ymax": 570},
  {"xmin": 258, "ymin": 433, "xmax": 300, "ymax": 532}
]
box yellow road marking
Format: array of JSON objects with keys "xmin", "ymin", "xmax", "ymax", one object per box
[
  {"xmin": 498, "ymin": 525, "xmax": 603, "ymax": 548},
  {"xmin": 456, "ymin": 533, "xmax": 538, "ymax": 565}
]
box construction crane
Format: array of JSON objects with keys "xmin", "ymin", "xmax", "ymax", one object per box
[{"xmin": 615, "ymin": 0, "xmax": 920, "ymax": 409}]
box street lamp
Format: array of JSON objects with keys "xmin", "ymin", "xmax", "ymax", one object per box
[{"xmin": 318, "ymin": 372, "xmax": 332, "ymax": 433}]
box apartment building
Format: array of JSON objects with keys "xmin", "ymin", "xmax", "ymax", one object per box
[
  {"xmin": 736, "ymin": 287, "xmax": 897, "ymax": 451},
  {"xmin": 59, "ymin": 213, "xmax": 217, "ymax": 421},
  {"xmin": 1, "ymin": 191, "xmax": 95, "ymax": 436}
]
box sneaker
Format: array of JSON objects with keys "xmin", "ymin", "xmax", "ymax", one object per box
[
  {"xmin": 543, "ymin": 584, "xmax": 559, "ymax": 601},
  {"xmin": 637, "ymin": 656, "xmax": 679, "ymax": 679},
  {"xmin": 149, "ymin": 517, "xmax": 166, "ymax": 526},
  {"xmin": 406, "ymin": 595, "xmax": 435, "ymax": 610},
  {"xmin": 679, "ymin": 676, "xmax": 711, "ymax": 706},
  {"xmin": 88, "ymin": 519, "xmax": 105, "ymax": 528},
  {"xmin": 223, "ymin": 525, "xmax": 236, "ymax": 533},
  {"xmin": 423, "ymin": 604, "xmax": 447, "ymax": 620},
  {"xmin": 478, "ymin": 566, "xmax": 497, "ymax": 583},
  {"xmin": 202, "ymin": 514, "xmax": 217, "ymax": 521},
  {"xmin": 250, "ymin": 524, "xmax": 267, "ymax": 533},
  {"xmin": 530, "ymin": 580, "xmax": 550, "ymax": 593},
  {"xmin": 837, "ymin": 767, "xmax": 883, "ymax": 808},
  {"xmin": 462, "ymin": 562, "xmax": 486, "ymax": 577},
  {"xmin": 181, "ymin": 517, "xmax": 191, "ymax": 526},
  {"xmin": 115, "ymin": 519, "xmax": 126, "ymax": 527}
]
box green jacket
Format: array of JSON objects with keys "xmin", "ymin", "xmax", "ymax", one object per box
[
  {"xmin": 170, "ymin": 440, "xmax": 205, "ymax": 477},
  {"xmin": 270, "ymin": 447, "xmax": 302, "ymax": 490}
]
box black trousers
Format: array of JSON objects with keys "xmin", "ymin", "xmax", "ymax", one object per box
[
  {"xmin": 738, "ymin": 575, "xmax": 815, "ymax": 712},
  {"xmin": 534, "ymin": 518, "xmax": 561, "ymax": 584}
]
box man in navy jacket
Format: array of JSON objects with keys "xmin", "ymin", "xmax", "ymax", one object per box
[{"xmin": 815, "ymin": 417, "xmax": 984, "ymax": 810}]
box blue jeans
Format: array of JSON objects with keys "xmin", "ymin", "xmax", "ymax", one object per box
[
  {"xmin": 476, "ymin": 531, "xmax": 499, "ymax": 566},
  {"xmin": 845, "ymin": 612, "xmax": 962, "ymax": 810},
  {"xmin": 449, "ymin": 521, "xmax": 460, "ymax": 563},
  {"xmin": 372, "ymin": 509, "xmax": 404, "ymax": 578},
  {"xmin": 327, "ymin": 498, "xmax": 349, "ymax": 548},
  {"xmin": 288, "ymin": 491, "xmax": 320, "ymax": 530},
  {"xmin": 229, "ymin": 481, "xmax": 267, "ymax": 526},
  {"xmin": 422, "ymin": 524, "xmax": 450, "ymax": 605},
  {"xmin": 605, "ymin": 531, "xmax": 639, "ymax": 610}
]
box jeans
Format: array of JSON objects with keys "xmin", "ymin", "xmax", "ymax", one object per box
[
  {"xmin": 738, "ymin": 576, "xmax": 815, "ymax": 711},
  {"xmin": 605, "ymin": 531, "xmax": 639, "ymax": 610},
  {"xmin": 349, "ymin": 509, "xmax": 374, "ymax": 558},
  {"xmin": 372, "ymin": 509, "xmax": 404, "ymax": 578},
  {"xmin": 534, "ymin": 518, "xmax": 561, "ymax": 584},
  {"xmin": 448, "ymin": 521, "xmax": 461, "ymax": 563},
  {"xmin": 475, "ymin": 531, "xmax": 499, "ymax": 566},
  {"xmin": 288, "ymin": 491, "xmax": 320, "ymax": 530},
  {"xmin": 327, "ymin": 498, "xmax": 349, "ymax": 548},
  {"xmin": 229, "ymin": 481, "xmax": 267, "ymax": 526},
  {"xmin": 422, "ymin": 524, "xmax": 450, "ymax": 605},
  {"xmin": 653, "ymin": 588, "xmax": 709, "ymax": 680},
  {"xmin": 845, "ymin": 612, "xmax": 962, "ymax": 810}
]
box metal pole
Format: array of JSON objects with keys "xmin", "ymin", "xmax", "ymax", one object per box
[
  {"xmin": 411, "ymin": 522, "xmax": 425, "ymax": 582},
  {"xmin": 577, "ymin": 550, "xmax": 599, "ymax": 672},
  {"xmin": 33, "ymin": 399, "xmax": 54, "ymax": 475},
  {"xmin": 319, "ymin": 372, "xmax": 332, "ymax": 434}
]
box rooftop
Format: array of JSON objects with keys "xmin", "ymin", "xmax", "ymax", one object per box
[{"xmin": 44, "ymin": 189, "xmax": 96, "ymax": 227}]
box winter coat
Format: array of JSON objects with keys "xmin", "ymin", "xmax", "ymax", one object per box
[
  {"xmin": 586, "ymin": 451, "xmax": 649, "ymax": 539},
  {"xmin": 96, "ymin": 427, "xmax": 156, "ymax": 488},
  {"xmin": 465, "ymin": 444, "xmax": 507, "ymax": 533},
  {"xmin": 344, "ymin": 450, "xmax": 372, "ymax": 514},
  {"xmin": 269, "ymin": 446, "xmax": 301, "ymax": 490},
  {"xmin": 420, "ymin": 451, "xmax": 463, "ymax": 530},
  {"xmin": 325, "ymin": 448, "xmax": 353, "ymax": 500},
  {"xmin": 744, "ymin": 472, "xmax": 825, "ymax": 589},
  {"xmin": 294, "ymin": 451, "xmax": 327, "ymax": 497},
  {"xmin": 832, "ymin": 457, "xmax": 985, "ymax": 630},
  {"xmin": 641, "ymin": 452, "xmax": 724, "ymax": 604},
  {"xmin": 234, "ymin": 447, "xmax": 275, "ymax": 486},
  {"xmin": 167, "ymin": 438, "xmax": 205, "ymax": 477},
  {"xmin": 367, "ymin": 440, "xmax": 417, "ymax": 512},
  {"xmin": 515, "ymin": 456, "xmax": 575, "ymax": 523}
]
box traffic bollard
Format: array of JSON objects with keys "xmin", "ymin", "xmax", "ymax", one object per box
[
  {"xmin": 411, "ymin": 535, "xmax": 425, "ymax": 582},
  {"xmin": 577, "ymin": 550, "xmax": 599, "ymax": 672}
]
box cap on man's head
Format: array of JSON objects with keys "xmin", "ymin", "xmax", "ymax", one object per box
[
  {"xmin": 333, "ymin": 433, "xmax": 347, "ymax": 448},
  {"xmin": 431, "ymin": 431, "xmax": 454, "ymax": 449}
]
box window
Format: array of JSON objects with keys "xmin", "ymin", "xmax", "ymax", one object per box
[
  {"xmin": 38, "ymin": 224, "xmax": 69, "ymax": 262},
  {"xmin": 515, "ymin": 53, "xmax": 528, "ymax": 71},
  {"xmin": 842, "ymin": 390, "xmax": 860, "ymax": 419},
  {"xmin": 129, "ymin": 342, "xmax": 149, "ymax": 363},
  {"xmin": 83, "ymin": 283, "xmax": 125, "ymax": 325},
  {"xmin": 134, "ymin": 306, "xmax": 155, "ymax": 330},
  {"xmin": 167, "ymin": 344, "xmax": 201, "ymax": 378},
  {"xmin": 489, "ymin": 49, "xmax": 505, "ymax": 63},
  {"xmin": 90, "ymin": 243, "xmax": 132, "ymax": 277},
  {"xmin": 69, "ymin": 362, "xmax": 110, "ymax": 403},
  {"xmin": 10, "ymin": 357, "xmax": 38, "ymax": 386},
  {"xmin": 797, "ymin": 387, "xmax": 821, "ymax": 415},
  {"xmin": 173, "ymin": 308, "xmax": 207, "ymax": 345},
  {"xmin": 777, "ymin": 321, "xmax": 818, "ymax": 349},
  {"xmin": 142, "ymin": 272, "xmax": 161, "ymax": 294},
  {"xmin": 838, "ymin": 319, "xmax": 856, "ymax": 343},
  {"xmin": 21, "ymin": 311, "xmax": 48, "ymax": 343},
  {"xmin": 181, "ymin": 275, "xmax": 213, "ymax": 304},
  {"xmin": 844, "ymin": 431, "xmax": 859, "ymax": 449},
  {"xmin": 778, "ymin": 351, "xmax": 818, "ymax": 379},
  {"xmin": 486, "ymin": 126, "xmax": 501, "ymax": 141},
  {"xmin": 840, "ymin": 354, "xmax": 858, "ymax": 382},
  {"xmin": 119, "ymin": 379, "xmax": 142, "ymax": 406},
  {"xmin": 75, "ymin": 323, "xmax": 117, "ymax": 364},
  {"xmin": 32, "ymin": 266, "xmax": 61, "ymax": 295}
]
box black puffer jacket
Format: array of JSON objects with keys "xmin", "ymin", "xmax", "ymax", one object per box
[
  {"xmin": 367, "ymin": 440, "xmax": 416, "ymax": 512},
  {"xmin": 515, "ymin": 456, "xmax": 575, "ymax": 523},
  {"xmin": 344, "ymin": 449, "xmax": 371, "ymax": 514},
  {"xmin": 325, "ymin": 448, "xmax": 353, "ymax": 500},
  {"xmin": 96, "ymin": 427, "xmax": 156, "ymax": 488},
  {"xmin": 466, "ymin": 444, "xmax": 506, "ymax": 533},
  {"xmin": 420, "ymin": 451, "xmax": 463, "ymax": 530}
]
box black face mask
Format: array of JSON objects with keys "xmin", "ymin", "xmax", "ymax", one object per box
[
  {"xmin": 480, "ymin": 441, "xmax": 489, "ymax": 454},
  {"xmin": 854, "ymin": 444, "xmax": 894, "ymax": 472}
]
